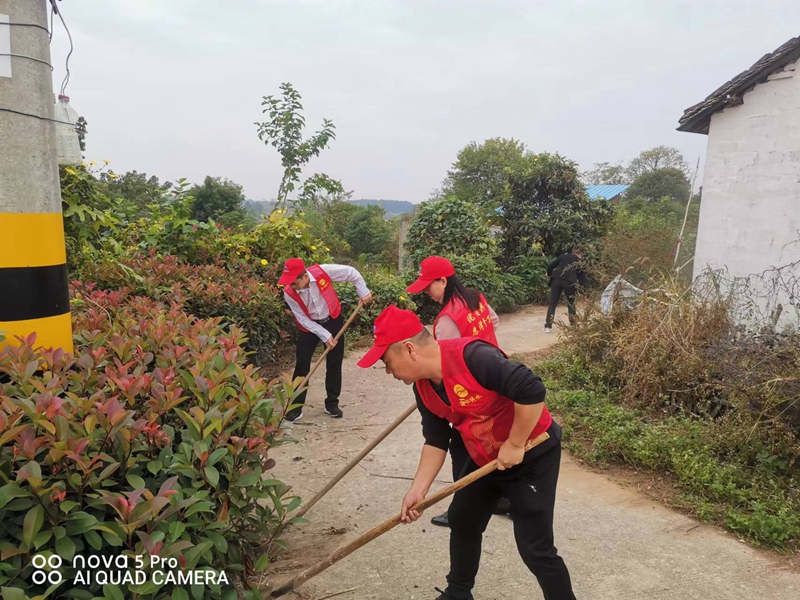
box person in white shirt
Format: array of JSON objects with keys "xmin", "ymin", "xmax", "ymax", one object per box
[{"xmin": 278, "ymin": 258, "xmax": 372, "ymax": 422}]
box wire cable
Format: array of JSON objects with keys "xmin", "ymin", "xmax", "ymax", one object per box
[
  {"xmin": 0, "ymin": 53, "xmax": 54, "ymax": 70},
  {"xmin": 0, "ymin": 107, "xmax": 74, "ymax": 126},
  {"xmin": 55, "ymin": 6, "xmax": 73, "ymax": 96},
  {"xmin": 0, "ymin": 22, "xmax": 51, "ymax": 35}
]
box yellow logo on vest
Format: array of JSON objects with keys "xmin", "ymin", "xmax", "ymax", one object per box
[
  {"xmin": 318, "ymin": 278, "xmax": 328, "ymax": 288},
  {"xmin": 453, "ymin": 384, "xmax": 469, "ymax": 398}
]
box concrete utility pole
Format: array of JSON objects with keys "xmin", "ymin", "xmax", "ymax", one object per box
[{"xmin": 0, "ymin": 0, "xmax": 73, "ymax": 354}]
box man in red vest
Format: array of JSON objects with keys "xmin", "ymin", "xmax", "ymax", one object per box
[
  {"xmin": 279, "ymin": 258, "xmax": 372, "ymax": 422},
  {"xmin": 357, "ymin": 306, "xmax": 576, "ymax": 600}
]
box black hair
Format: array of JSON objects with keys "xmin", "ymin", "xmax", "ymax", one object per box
[{"xmin": 442, "ymin": 274, "xmax": 481, "ymax": 312}]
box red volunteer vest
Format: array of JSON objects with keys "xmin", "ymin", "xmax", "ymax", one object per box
[
  {"xmin": 433, "ymin": 294, "xmax": 499, "ymax": 347},
  {"xmin": 284, "ymin": 264, "xmax": 342, "ymax": 332},
  {"xmin": 416, "ymin": 337, "xmax": 552, "ymax": 467}
]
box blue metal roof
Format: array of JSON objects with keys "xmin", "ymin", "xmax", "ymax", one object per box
[{"xmin": 585, "ymin": 184, "xmax": 630, "ymax": 200}]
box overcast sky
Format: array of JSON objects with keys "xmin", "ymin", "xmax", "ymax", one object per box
[{"xmin": 49, "ymin": 1, "xmax": 800, "ymax": 202}]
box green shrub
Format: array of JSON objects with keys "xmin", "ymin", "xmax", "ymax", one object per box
[
  {"xmin": 510, "ymin": 254, "xmax": 551, "ymax": 304},
  {"xmin": 405, "ymin": 197, "xmax": 495, "ymax": 266},
  {"xmin": 78, "ymin": 254, "xmax": 290, "ymax": 367},
  {"xmin": 334, "ymin": 268, "xmax": 417, "ymax": 337},
  {"xmin": 0, "ymin": 289, "xmax": 301, "ymax": 599}
]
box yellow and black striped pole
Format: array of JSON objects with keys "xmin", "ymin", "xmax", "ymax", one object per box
[{"xmin": 0, "ymin": 0, "xmax": 73, "ymax": 354}]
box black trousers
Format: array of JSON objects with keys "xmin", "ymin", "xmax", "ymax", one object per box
[
  {"xmin": 546, "ymin": 279, "xmax": 577, "ymax": 328},
  {"xmin": 290, "ymin": 314, "xmax": 344, "ymax": 415},
  {"xmin": 446, "ymin": 423, "xmax": 576, "ymax": 600}
]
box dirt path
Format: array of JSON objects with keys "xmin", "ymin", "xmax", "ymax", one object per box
[{"xmin": 267, "ymin": 306, "xmax": 799, "ymax": 600}]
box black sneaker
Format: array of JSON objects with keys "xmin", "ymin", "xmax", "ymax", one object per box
[
  {"xmin": 324, "ymin": 403, "xmax": 343, "ymax": 418},
  {"xmin": 284, "ymin": 409, "xmax": 303, "ymax": 424},
  {"xmin": 430, "ymin": 510, "xmax": 450, "ymax": 527},
  {"xmin": 434, "ymin": 587, "xmax": 473, "ymax": 600}
]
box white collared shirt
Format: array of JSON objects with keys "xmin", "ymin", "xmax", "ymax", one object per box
[{"xmin": 283, "ymin": 264, "xmax": 371, "ymax": 342}]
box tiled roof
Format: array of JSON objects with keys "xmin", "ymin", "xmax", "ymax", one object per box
[{"xmin": 677, "ymin": 36, "xmax": 800, "ymax": 134}]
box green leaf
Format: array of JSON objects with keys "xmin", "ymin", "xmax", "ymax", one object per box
[
  {"xmin": 65, "ymin": 512, "xmax": 98, "ymax": 535},
  {"xmin": 126, "ymin": 474, "xmax": 146, "ymax": 489},
  {"xmin": 204, "ymin": 530, "xmax": 227, "ymax": 553},
  {"xmin": 84, "ymin": 529, "xmax": 103, "ymax": 550},
  {"xmin": 97, "ymin": 462, "xmax": 120, "ymax": 483},
  {"xmin": 0, "ymin": 483, "xmax": 30, "ymax": 511},
  {"xmin": 23, "ymin": 504, "xmax": 44, "ymax": 547},
  {"xmin": 56, "ymin": 535, "xmax": 77, "ymax": 561},
  {"xmin": 203, "ymin": 466, "xmax": 219, "ymax": 488},
  {"xmin": 171, "ymin": 589, "xmax": 189, "ymax": 600},
  {"xmin": 235, "ymin": 470, "xmax": 261, "ymax": 487},
  {"xmin": 34, "ymin": 528, "xmax": 53, "ymax": 549},
  {"xmin": 59, "ymin": 500, "xmax": 79, "ymax": 514},
  {"xmin": 1, "ymin": 587, "xmax": 29, "ymax": 600},
  {"xmin": 253, "ymin": 553, "xmax": 269, "ymax": 573},
  {"xmin": 183, "ymin": 540, "xmax": 213, "ymax": 569},
  {"xmin": 168, "ymin": 521, "xmax": 185, "ymax": 542},
  {"xmin": 147, "ymin": 460, "xmax": 162, "ymax": 476},
  {"xmin": 207, "ymin": 448, "xmax": 227, "ymax": 467},
  {"xmin": 103, "ymin": 584, "xmax": 124, "ymax": 600}
]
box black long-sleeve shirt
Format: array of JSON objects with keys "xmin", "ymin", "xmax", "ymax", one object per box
[
  {"xmin": 412, "ymin": 341, "xmax": 547, "ymax": 451},
  {"xmin": 547, "ymin": 253, "xmax": 588, "ymax": 289}
]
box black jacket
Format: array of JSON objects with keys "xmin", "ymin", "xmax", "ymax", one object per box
[{"xmin": 547, "ymin": 253, "xmax": 588, "ymax": 289}]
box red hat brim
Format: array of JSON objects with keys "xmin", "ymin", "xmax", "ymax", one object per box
[
  {"xmin": 405, "ymin": 277, "xmax": 433, "ymax": 294},
  {"xmin": 357, "ymin": 343, "xmax": 390, "ymax": 368},
  {"xmin": 278, "ymin": 271, "xmax": 301, "ymax": 286}
]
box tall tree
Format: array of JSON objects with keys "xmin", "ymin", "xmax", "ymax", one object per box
[
  {"xmin": 189, "ymin": 176, "xmax": 246, "ymax": 222},
  {"xmin": 627, "ymin": 146, "xmax": 690, "ymax": 179},
  {"xmin": 255, "ymin": 83, "xmax": 337, "ymax": 212},
  {"xmin": 345, "ymin": 204, "xmax": 392, "ymax": 258},
  {"xmin": 102, "ymin": 170, "xmax": 173, "ymax": 214},
  {"xmin": 583, "ymin": 162, "xmax": 630, "ymax": 185},
  {"xmin": 626, "ymin": 168, "xmax": 691, "ymax": 204},
  {"xmin": 502, "ymin": 153, "xmax": 614, "ymax": 262},
  {"xmin": 443, "ymin": 137, "xmax": 528, "ymax": 213}
]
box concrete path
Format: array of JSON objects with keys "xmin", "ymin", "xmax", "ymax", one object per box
[{"xmin": 267, "ymin": 306, "xmax": 799, "ymax": 600}]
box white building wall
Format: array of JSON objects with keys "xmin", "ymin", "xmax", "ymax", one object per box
[{"xmin": 692, "ymin": 59, "xmax": 800, "ymax": 325}]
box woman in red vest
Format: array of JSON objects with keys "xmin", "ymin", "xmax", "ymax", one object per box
[
  {"xmin": 406, "ymin": 256, "xmax": 508, "ymax": 527},
  {"xmin": 406, "ymin": 256, "xmax": 499, "ymax": 345}
]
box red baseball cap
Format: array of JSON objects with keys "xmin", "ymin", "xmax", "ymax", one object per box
[
  {"xmin": 278, "ymin": 258, "xmax": 306, "ymax": 286},
  {"xmin": 357, "ymin": 306, "xmax": 424, "ymax": 368},
  {"xmin": 406, "ymin": 256, "xmax": 455, "ymax": 294}
]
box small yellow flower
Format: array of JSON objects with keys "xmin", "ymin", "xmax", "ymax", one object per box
[
  {"xmin": 260, "ymin": 259, "xmax": 268, "ymax": 266},
  {"xmin": 311, "ymin": 245, "xmax": 317, "ymax": 251},
  {"xmin": 89, "ymin": 160, "xmax": 97, "ymax": 166},
  {"xmin": 236, "ymin": 251, "xmax": 241, "ymax": 256},
  {"xmin": 65, "ymin": 167, "xmax": 76, "ymax": 175},
  {"xmin": 399, "ymin": 296, "xmax": 406, "ymax": 301},
  {"xmin": 102, "ymin": 159, "xmax": 110, "ymax": 164},
  {"xmin": 109, "ymin": 173, "xmax": 119, "ymax": 179},
  {"xmin": 226, "ymin": 243, "xmax": 232, "ymax": 247},
  {"xmin": 299, "ymin": 212, "xmax": 306, "ymax": 216},
  {"xmin": 325, "ymin": 247, "xmax": 330, "ymax": 252},
  {"xmin": 81, "ymin": 162, "xmax": 88, "ymax": 168}
]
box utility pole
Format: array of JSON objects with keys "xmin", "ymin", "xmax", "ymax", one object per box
[
  {"xmin": 0, "ymin": 0, "xmax": 73, "ymax": 354},
  {"xmin": 398, "ymin": 217, "xmax": 410, "ymax": 273}
]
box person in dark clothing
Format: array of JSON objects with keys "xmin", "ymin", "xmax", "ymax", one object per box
[
  {"xmin": 545, "ymin": 249, "xmax": 588, "ymax": 333},
  {"xmin": 357, "ymin": 306, "xmax": 577, "ymax": 600}
]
